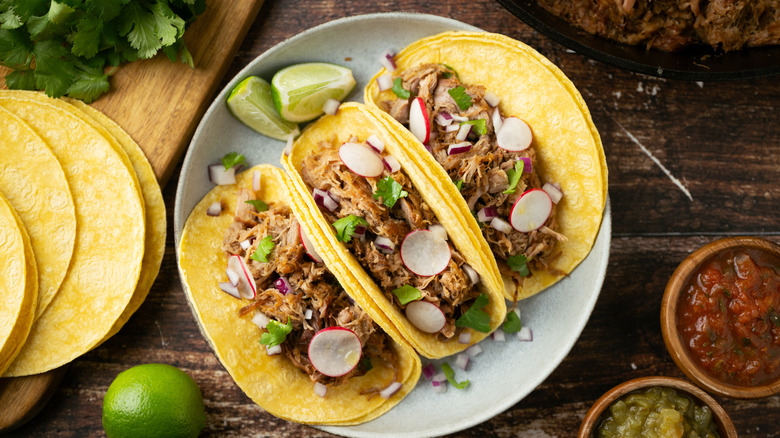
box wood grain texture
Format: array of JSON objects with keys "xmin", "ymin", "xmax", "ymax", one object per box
[{"xmin": 3, "ymin": 0, "xmax": 780, "ymax": 437}]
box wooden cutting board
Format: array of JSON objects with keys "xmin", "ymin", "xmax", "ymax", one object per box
[{"xmin": 0, "ymin": 0, "xmax": 263, "ymax": 432}]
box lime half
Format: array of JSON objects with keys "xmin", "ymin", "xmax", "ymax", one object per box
[
  {"xmin": 227, "ymin": 76, "xmax": 299, "ymax": 141},
  {"xmin": 271, "ymin": 62, "xmax": 356, "ymax": 123}
]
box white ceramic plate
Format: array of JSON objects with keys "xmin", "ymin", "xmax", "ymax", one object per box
[{"xmin": 174, "ymin": 12, "xmax": 611, "ymax": 437}]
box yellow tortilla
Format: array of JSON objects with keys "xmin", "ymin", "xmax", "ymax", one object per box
[
  {"xmin": 0, "ymin": 93, "xmax": 145, "ymax": 377},
  {"xmin": 365, "ymin": 31, "xmax": 608, "ymax": 300},
  {"xmin": 0, "ymin": 105, "xmax": 76, "ymax": 321},
  {"xmin": 179, "ymin": 165, "xmax": 420, "ymax": 425},
  {"xmin": 282, "ymin": 102, "xmax": 506, "ymax": 359},
  {"xmin": 0, "ymin": 191, "xmax": 37, "ymax": 376}
]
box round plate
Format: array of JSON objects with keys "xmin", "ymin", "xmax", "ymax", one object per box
[
  {"xmin": 497, "ymin": 0, "xmax": 780, "ymax": 81},
  {"xmin": 174, "ymin": 12, "xmax": 611, "ymax": 437}
]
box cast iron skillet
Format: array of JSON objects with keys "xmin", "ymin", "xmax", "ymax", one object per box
[{"xmin": 497, "ymin": 0, "xmax": 780, "ymax": 81}]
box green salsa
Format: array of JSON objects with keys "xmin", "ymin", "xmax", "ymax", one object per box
[{"xmin": 595, "ymin": 387, "xmax": 719, "ymax": 438}]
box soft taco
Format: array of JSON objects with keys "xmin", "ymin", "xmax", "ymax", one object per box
[
  {"xmin": 365, "ymin": 31, "xmax": 608, "ymax": 301},
  {"xmin": 282, "ymin": 102, "xmax": 506, "ymax": 359},
  {"xmin": 178, "ymin": 165, "xmax": 420, "ymax": 425}
]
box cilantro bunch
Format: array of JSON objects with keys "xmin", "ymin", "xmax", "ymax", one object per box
[{"xmin": 0, "ymin": 0, "xmax": 206, "ymax": 102}]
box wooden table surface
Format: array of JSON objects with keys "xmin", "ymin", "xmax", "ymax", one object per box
[{"xmin": 6, "ymin": 1, "xmax": 780, "ymax": 436}]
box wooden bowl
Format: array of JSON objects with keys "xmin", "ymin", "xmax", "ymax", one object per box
[
  {"xmin": 661, "ymin": 236, "xmax": 780, "ymax": 399},
  {"xmin": 577, "ymin": 376, "xmax": 737, "ymax": 437}
]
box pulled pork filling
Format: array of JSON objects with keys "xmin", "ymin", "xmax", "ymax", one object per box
[
  {"xmin": 222, "ymin": 190, "xmax": 398, "ymax": 387},
  {"xmin": 380, "ymin": 64, "xmax": 566, "ymax": 296},
  {"xmin": 300, "ymin": 138, "xmax": 480, "ymax": 340}
]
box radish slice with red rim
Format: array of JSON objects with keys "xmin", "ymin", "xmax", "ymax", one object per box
[
  {"xmin": 409, "ymin": 97, "xmax": 430, "ymax": 143},
  {"xmin": 496, "ymin": 117, "xmax": 533, "ymax": 152},
  {"xmin": 400, "ymin": 230, "xmax": 451, "ymax": 276},
  {"xmin": 339, "ymin": 142, "xmax": 384, "ymax": 178},
  {"xmin": 225, "ymin": 267, "xmax": 239, "ymax": 286},
  {"xmin": 227, "ymin": 254, "xmax": 257, "ymax": 299},
  {"xmin": 492, "ymin": 107, "xmax": 503, "ymax": 133},
  {"xmin": 509, "ymin": 188, "xmax": 553, "ymax": 232},
  {"xmin": 405, "ymin": 300, "xmax": 446, "ymax": 333},
  {"xmin": 299, "ymin": 226, "xmax": 324, "ymax": 263},
  {"xmin": 308, "ymin": 327, "xmax": 362, "ymax": 377}
]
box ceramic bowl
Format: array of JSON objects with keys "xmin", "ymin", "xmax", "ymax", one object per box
[
  {"xmin": 577, "ymin": 376, "xmax": 737, "ymax": 437},
  {"xmin": 661, "ymin": 236, "xmax": 780, "ymax": 399}
]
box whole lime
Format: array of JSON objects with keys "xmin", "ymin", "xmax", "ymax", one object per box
[{"xmin": 102, "ymin": 364, "xmax": 207, "ymax": 438}]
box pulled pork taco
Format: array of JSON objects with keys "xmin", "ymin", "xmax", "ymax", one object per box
[
  {"xmin": 365, "ymin": 31, "xmax": 607, "ymax": 301},
  {"xmin": 179, "ymin": 165, "xmax": 420, "ymax": 425},
  {"xmin": 282, "ymin": 102, "xmax": 506, "ymax": 360}
]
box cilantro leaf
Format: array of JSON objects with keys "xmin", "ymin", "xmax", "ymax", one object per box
[
  {"xmin": 447, "ymin": 86, "xmax": 472, "ymax": 111},
  {"xmin": 71, "ymin": 16, "xmax": 103, "ymax": 59},
  {"xmin": 503, "ymin": 160, "xmax": 525, "ymax": 194},
  {"xmin": 0, "ymin": 28, "xmax": 32, "ymax": 68},
  {"xmin": 85, "ymin": 0, "xmax": 129, "ymax": 22},
  {"xmin": 118, "ymin": 2, "xmax": 161, "ymax": 59},
  {"xmin": 455, "ymin": 293, "xmax": 491, "ymax": 333},
  {"xmin": 259, "ymin": 317, "xmax": 292, "ymax": 347},
  {"xmin": 507, "ymin": 254, "xmax": 530, "ymax": 277},
  {"xmin": 4, "ymin": 68, "xmax": 35, "ymax": 89},
  {"xmin": 392, "ymin": 285, "xmax": 422, "ymax": 305},
  {"xmin": 391, "ymin": 77, "xmax": 410, "ymax": 99},
  {"xmin": 462, "ymin": 119, "xmax": 486, "ymax": 136},
  {"xmin": 453, "ymin": 179, "xmax": 463, "ymax": 191},
  {"xmin": 440, "ymin": 64, "xmax": 459, "ymax": 80},
  {"xmin": 373, "ymin": 176, "xmax": 408, "ymax": 208},
  {"xmin": 332, "ymin": 215, "xmax": 369, "ymax": 243},
  {"xmin": 221, "ymin": 152, "xmax": 246, "ymax": 170},
  {"xmin": 503, "ymin": 309, "xmax": 523, "ymax": 333},
  {"xmin": 0, "ymin": 8, "xmax": 23, "ymax": 30},
  {"xmin": 441, "ymin": 362, "xmax": 469, "ymax": 389},
  {"xmin": 245, "ymin": 199, "xmax": 268, "ymax": 212},
  {"xmin": 250, "ymin": 236, "xmax": 274, "ymax": 263}
]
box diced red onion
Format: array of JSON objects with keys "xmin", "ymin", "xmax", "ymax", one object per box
[
  {"xmin": 206, "ymin": 201, "xmax": 222, "ymax": 216},
  {"xmin": 304, "ymin": 308, "xmax": 313, "ymax": 320},
  {"xmin": 518, "ymin": 157, "xmax": 533, "ymax": 174},
  {"xmin": 218, "ymin": 282, "xmax": 240, "ymax": 299},
  {"xmin": 447, "ymin": 141, "xmax": 472, "ymax": 155},
  {"xmin": 516, "ymin": 327, "xmax": 534, "ymax": 342},
  {"xmin": 422, "ymin": 363, "xmax": 436, "ymax": 380},
  {"xmin": 466, "ymin": 345, "xmax": 483, "ymax": 357},
  {"xmin": 492, "ymin": 107, "xmax": 503, "ymax": 133},
  {"xmin": 226, "ymin": 267, "xmax": 239, "ymax": 286},
  {"xmin": 252, "ymin": 170, "xmax": 261, "ymax": 191},
  {"xmin": 383, "ymin": 155, "xmax": 401, "ymax": 173},
  {"xmin": 284, "ymin": 132, "xmax": 294, "ymax": 156},
  {"xmin": 208, "ymin": 164, "xmax": 236, "ymax": 185},
  {"xmin": 492, "ymin": 329, "xmax": 506, "ymax": 342},
  {"xmin": 322, "ymin": 98, "xmax": 340, "ymax": 116},
  {"xmin": 462, "ymin": 264, "xmax": 480, "ymax": 285},
  {"xmin": 379, "ymin": 50, "xmax": 396, "ymax": 72},
  {"xmin": 380, "ymin": 381, "xmax": 403, "ymax": 399},
  {"xmin": 275, "ymin": 277, "xmax": 291, "ymax": 294},
  {"xmin": 432, "ymin": 371, "xmax": 447, "ymax": 383},
  {"xmin": 450, "ymin": 114, "xmax": 469, "ymax": 123},
  {"xmin": 435, "ymin": 112, "xmax": 454, "ymax": 126},
  {"xmin": 376, "ymin": 74, "xmax": 393, "ymax": 91},
  {"xmin": 455, "ymin": 353, "xmax": 470, "ymax": 371},
  {"xmin": 428, "ymin": 224, "xmax": 448, "ymax": 241},
  {"xmin": 432, "ymin": 380, "xmax": 447, "ymax": 393},
  {"xmin": 366, "ymin": 134, "xmax": 385, "ymax": 153},
  {"xmin": 313, "ymin": 382, "xmax": 327, "ymax": 398},
  {"xmin": 375, "ymin": 236, "xmax": 395, "ymax": 253},
  {"xmin": 490, "ymin": 217, "xmax": 513, "ymax": 234},
  {"xmin": 542, "ymin": 182, "xmax": 564, "ymax": 204},
  {"xmin": 445, "ymin": 124, "xmax": 460, "ymax": 133},
  {"xmin": 240, "ymin": 239, "xmax": 252, "ymax": 250},
  {"xmin": 477, "ymin": 206, "xmax": 498, "ymax": 222},
  {"xmin": 313, "ymin": 188, "xmax": 338, "ymax": 211},
  {"xmin": 455, "ymin": 123, "xmax": 472, "ymax": 141},
  {"xmin": 483, "ymin": 91, "xmax": 501, "ymax": 107},
  {"xmin": 252, "ymin": 312, "xmax": 270, "ymax": 329},
  {"xmin": 266, "ymin": 344, "xmax": 282, "ymax": 356},
  {"xmin": 458, "ymin": 331, "xmax": 471, "ymax": 344}
]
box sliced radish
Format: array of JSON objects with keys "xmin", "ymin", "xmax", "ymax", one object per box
[
  {"xmin": 542, "ymin": 182, "xmax": 563, "ymax": 204},
  {"xmin": 322, "ymin": 98, "xmax": 340, "ymax": 115},
  {"xmin": 509, "ymin": 189, "xmax": 553, "ymax": 232},
  {"xmin": 206, "ymin": 201, "xmax": 222, "ymax": 216},
  {"xmin": 409, "ymin": 97, "xmax": 430, "ymax": 144},
  {"xmin": 366, "ymin": 134, "xmax": 385, "ymax": 153},
  {"xmin": 379, "ymin": 381, "xmax": 402, "ymax": 399},
  {"xmin": 400, "ymin": 230, "xmax": 451, "ymax": 277},
  {"xmin": 299, "ymin": 227, "xmax": 324, "ymax": 263},
  {"xmin": 496, "ymin": 117, "xmax": 533, "ymax": 152},
  {"xmin": 492, "ymin": 107, "xmax": 503, "ymax": 133},
  {"xmin": 218, "ymin": 282, "xmax": 240, "ymax": 299},
  {"xmin": 208, "ymin": 164, "xmax": 236, "ymax": 185},
  {"xmin": 428, "ymin": 223, "xmax": 448, "ymax": 241},
  {"xmin": 339, "ymin": 142, "xmax": 384, "ymax": 178},
  {"xmin": 405, "ymin": 300, "xmax": 446, "ymax": 333},
  {"xmin": 377, "ymin": 74, "xmax": 393, "ymax": 91},
  {"xmin": 227, "ymin": 255, "xmax": 257, "ymax": 299},
  {"xmin": 382, "ymin": 155, "xmax": 401, "ymax": 173},
  {"xmin": 226, "ymin": 267, "xmax": 239, "ymax": 286},
  {"xmin": 308, "ymin": 327, "xmax": 362, "ymax": 377}
]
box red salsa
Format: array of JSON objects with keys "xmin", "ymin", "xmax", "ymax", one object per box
[{"xmin": 677, "ymin": 248, "xmax": 780, "ymax": 386}]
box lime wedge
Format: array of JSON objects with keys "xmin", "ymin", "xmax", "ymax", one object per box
[
  {"xmin": 226, "ymin": 76, "xmax": 299, "ymax": 141},
  {"xmin": 271, "ymin": 62, "xmax": 356, "ymax": 123}
]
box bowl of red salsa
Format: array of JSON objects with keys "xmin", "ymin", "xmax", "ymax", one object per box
[{"xmin": 662, "ymin": 236, "xmax": 780, "ymax": 398}]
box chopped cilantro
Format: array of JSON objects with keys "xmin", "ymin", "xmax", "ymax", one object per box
[
  {"xmin": 259, "ymin": 317, "xmax": 292, "ymax": 347},
  {"xmin": 503, "ymin": 160, "xmax": 525, "ymax": 194},
  {"xmin": 503, "ymin": 309, "xmax": 523, "ymax": 333},
  {"xmin": 245, "ymin": 199, "xmax": 268, "ymax": 212},
  {"xmin": 373, "ymin": 176, "xmax": 408, "ymax": 208},
  {"xmin": 250, "ymin": 236, "xmax": 274, "ymax": 263},
  {"xmin": 392, "ymin": 285, "xmax": 422, "ymax": 305},
  {"xmin": 448, "ymin": 86, "xmax": 472, "ymax": 111},
  {"xmin": 453, "ymin": 179, "xmax": 463, "ymax": 191},
  {"xmin": 441, "ymin": 362, "xmax": 469, "ymax": 389},
  {"xmin": 332, "ymin": 215, "xmax": 369, "ymax": 243},
  {"xmin": 440, "ymin": 64, "xmax": 460, "ymax": 80},
  {"xmin": 461, "ymin": 119, "xmax": 486, "ymax": 136},
  {"xmin": 391, "ymin": 77, "xmax": 410, "ymax": 99},
  {"xmin": 507, "ymin": 254, "xmax": 530, "ymax": 277},
  {"xmin": 455, "ymin": 293, "xmax": 491, "ymax": 333},
  {"xmin": 221, "ymin": 152, "xmax": 246, "ymax": 170}
]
